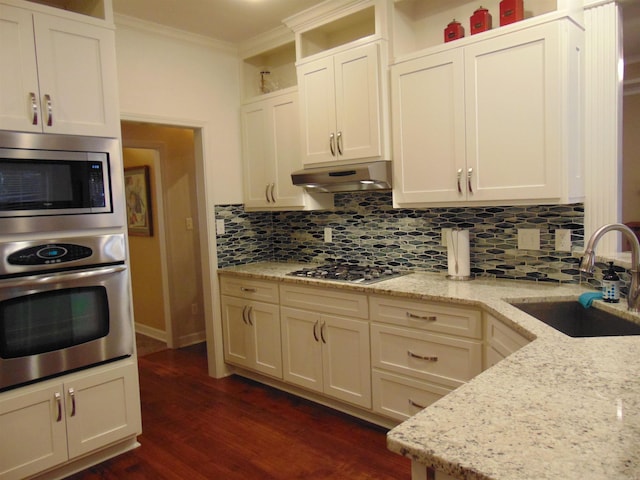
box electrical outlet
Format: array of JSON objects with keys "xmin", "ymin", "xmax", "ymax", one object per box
[
  {"xmin": 555, "ymin": 229, "xmax": 572, "ymax": 252},
  {"xmin": 216, "ymin": 219, "xmax": 225, "ymax": 235},
  {"xmin": 441, "ymin": 228, "xmax": 452, "ymax": 246},
  {"xmin": 518, "ymin": 229, "xmax": 540, "ymax": 250},
  {"xmin": 324, "ymin": 227, "xmax": 332, "ymax": 243},
  {"xmin": 185, "ymin": 217, "xmax": 194, "ymax": 230}
]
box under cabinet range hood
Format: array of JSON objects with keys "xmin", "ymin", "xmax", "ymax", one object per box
[{"xmin": 291, "ymin": 161, "xmax": 392, "ymax": 193}]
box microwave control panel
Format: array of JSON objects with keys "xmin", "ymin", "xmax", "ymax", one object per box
[{"xmin": 8, "ymin": 244, "xmax": 93, "ymax": 266}]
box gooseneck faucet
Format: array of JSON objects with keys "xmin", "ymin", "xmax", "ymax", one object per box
[{"xmin": 579, "ymin": 223, "xmax": 640, "ymax": 312}]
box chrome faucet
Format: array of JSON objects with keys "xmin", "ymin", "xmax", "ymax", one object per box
[{"xmin": 579, "ymin": 223, "xmax": 640, "ymax": 312}]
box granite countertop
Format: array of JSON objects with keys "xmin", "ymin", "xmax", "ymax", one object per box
[{"xmin": 218, "ymin": 262, "xmax": 640, "ymax": 480}]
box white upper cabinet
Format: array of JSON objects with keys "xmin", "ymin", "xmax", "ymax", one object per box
[
  {"xmin": 392, "ymin": 17, "xmax": 584, "ymax": 207},
  {"xmin": 241, "ymin": 89, "xmax": 333, "ymax": 211},
  {"xmin": 0, "ymin": 2, "xmax": 119, "ymax": 137},
  {"xmin": 298, "ymin": 42, "xmax": 385, "ymax": 166}
]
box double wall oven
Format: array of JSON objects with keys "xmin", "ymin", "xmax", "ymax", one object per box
[{"xmin": 0, "ymin": 131, "xmax": 133, "ymax": 392}]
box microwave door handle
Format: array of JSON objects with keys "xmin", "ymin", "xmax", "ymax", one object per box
[{"xmin": 0, "ymin": 265, "xmax": 127, "ymax": 289}]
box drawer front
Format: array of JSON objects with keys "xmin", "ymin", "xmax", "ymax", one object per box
[
  {"xmin": 220, "ymin": 275, "xmax": 279, "ymax": 303},
  {"xmin": 371, "ymin": 323, "xmax": 482, "ymax": 386},
  {"xmin": 485, "ymin": 313, "xmax": 530, "ymax": 359},
  {"xmin": 369, "ymin": 295, "xmax": 482, "ymax": 339},
  {"xmin": 372, "ymin": 369, "xmax": 454, "ymax": 422},
  {"xmin": 280, "ymin": 284, "xmax": 368, "ymax": 319}
]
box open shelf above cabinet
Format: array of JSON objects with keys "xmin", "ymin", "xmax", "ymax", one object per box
[
  {"xmin": 25, "ymin": 0, "xmax": 112, "ymax": 21},
  {"xmin": 392, "ymin": 0, "xmax": 559, "ymax": 59}
]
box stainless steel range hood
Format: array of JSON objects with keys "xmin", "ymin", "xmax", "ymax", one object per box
[{"xmin": 291, "ymin": 161, "xmax": 391, "ymax": 193}]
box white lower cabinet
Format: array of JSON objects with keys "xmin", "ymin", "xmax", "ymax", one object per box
[
  {"xmin": 0, "ymin": 359, "xmax": 141, "ymax": 480},
  {"xmin": 484, "ymin": 313, "xmax": 531, "ymax": 369},
  {"xmin": 280, "ymin": 284, "xmax": 371, "ymax": 409},
  {"xmin": 220, "ymin": 276, "xmax": 282, "ymax": 379},
  {"xmin": 370, "ymin": 295, "xmax": 482, "ymax": 421}
]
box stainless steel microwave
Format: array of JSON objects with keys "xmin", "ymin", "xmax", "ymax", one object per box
[{"xmin": 0, "ymin": 131, "xmax": 125, "ymax": 234}]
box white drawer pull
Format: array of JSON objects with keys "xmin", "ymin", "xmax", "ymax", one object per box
[
  {"xmin": 408, "ymin": 398, "xmax": 427, "ymax": 409},
  {"xmin": 241, "ymin": 287, "xmax": 257, "ymax": 293},
  {"xmin": 406, "ymin": 312, "xmax": 437, "ymax": 321},
  {"xmin": 408, "ymin": 350, "xmax": 438, "ymax": 362}
]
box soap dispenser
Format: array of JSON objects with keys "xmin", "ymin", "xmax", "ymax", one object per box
[{"xmin": 602, "ymin": 262, "xmax": 620, "ymax": 303}]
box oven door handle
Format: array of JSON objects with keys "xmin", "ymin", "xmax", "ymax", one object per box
[{"xmin": 0, "ymin": 264, "xmax": 127, "ymax": 288}]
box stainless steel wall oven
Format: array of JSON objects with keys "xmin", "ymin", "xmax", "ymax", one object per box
[{"xmin": 0, "ymin": 234, "xmax": 133, "ymax": 392}]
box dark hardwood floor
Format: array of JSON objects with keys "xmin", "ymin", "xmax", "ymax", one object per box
[{"xmin": 66, "ymin": 344, "xmax": 411, "ymax": 479}]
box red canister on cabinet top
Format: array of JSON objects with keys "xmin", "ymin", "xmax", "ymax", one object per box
[
  {"xmin": 470, "ymin": 6, "xmax": 492, "ymax": 35},
  {"xmin": 500, "ymin": 0, "xmax": 524, "ymax": 26},
  {"xmin": 444, "ymin": 19, "xmax": 464, "ymax": 43}
]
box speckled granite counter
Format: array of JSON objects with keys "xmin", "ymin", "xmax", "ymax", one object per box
[{"xmin": 218, "ymin": 262, "xmax": 640, "ymax": 480}]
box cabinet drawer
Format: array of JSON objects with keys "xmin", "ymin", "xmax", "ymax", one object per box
[
  {"xmin": 485, "ymin": 313, "xmax": 530, "ymax": 360},
  {"xmin": 371, "ymin": 323, "xmax": 482, "ymax": 387},
  {"xmin": 369, "ymin": 295, "xmax": 482, "ymax": 339},
  {"xmin": 220, "ymin": 276, "xmax": 279, "ymax": 303},
  {"xmin": 372, "ymin": 369, "xmax": 454, "ymax": 422},
  {"xmin": 280, "ymin": 284, "xmax": 368, "ymax": 319}
]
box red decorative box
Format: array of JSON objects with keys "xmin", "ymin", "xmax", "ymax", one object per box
[
  {"xmin": 470, "ymin": 6, "xmax": 492, "ymax": 35},
  {"xmin": 444, "ymin": 19, "xmax": 464, "ymax": 43},
  {"xmin": 500, "ymin": 0, "xmax": 524, "ymax": 26}
]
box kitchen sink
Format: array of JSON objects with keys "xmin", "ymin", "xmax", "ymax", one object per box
[{"xmin": 509, "ymin": 301, "xmax": 640, "ymax": 337}]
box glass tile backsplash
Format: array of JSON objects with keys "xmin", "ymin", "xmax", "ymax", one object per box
[{"xmin": 215, "ymin": 192, "xmax": 626, "ymax": 289}]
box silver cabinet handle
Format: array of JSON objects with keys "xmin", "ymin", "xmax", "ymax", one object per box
[
  {"xmin": 54, "ymin": 392, "xmax": 62, "ymax": 422},
  {"xmin": 407, "ymin": 350, "xmax": 438, "ymax": 362},
  {"xmin": 29, "ymin": 92, "xmax": 39, "ymax": 125},
  {"xmin": 241, "ymin": 287, "xmax": 257, "ymax": 293},
  {"xmin": 242, "ymin": 305, "xmax": 248, "ymax": 324},
  {"xmin": 68, "ymin": 388, "xmax": 76, "ymax": 417},
  {"xmin": 336, "ymin": 131, "xmax": 343, "ymax": 156},
  {"xmin": 320, "ymin": 321, "xmax": 327, "ymax": 344},
  {"xmin": 408, "ymin": 398, "xmax": 427, "ymax": 409},
  {"xmin": 313, "ymin": 320, "xmax": 319, "ymax": 342},
  {"xmin": 265, "ymin": 184, "xmax": 270, "ymax": 202},
  {"xmin": 329, "ymin": 133, "xmax": 336, "ymax": 156},
  {"xmin": 406, "ymin": 312, "xmax": 437, "ymax": 322},
  {"xmin": 269, "ymin": 183, "xmax": 276, "ymax": 203},
  {"xmin": 246, "ymin": 306, "xmax": 253, "ymax": 326},
  {"xmin": 467, "ymin": 167, "xmax": 473, "ymax": 194},
  {"xmin": 44, "ymin": 94, "xmax": 53, "ymax": 126},
  {"xmin": 457, "ymin": 168, "xmax": 463, "ymax": 194}
]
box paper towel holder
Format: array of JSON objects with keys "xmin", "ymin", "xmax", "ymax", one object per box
[{"xmin": 446, "ymin": 228, "xmax": 473, "ymax": 281}]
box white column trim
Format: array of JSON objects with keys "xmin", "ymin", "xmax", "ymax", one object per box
[{"xmin": 583, "ymin": 1, "xmax": 623, "ymax": 254}]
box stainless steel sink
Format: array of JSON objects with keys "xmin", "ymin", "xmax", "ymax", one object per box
[{"xmin": 510, "ymin": 301, "xmax": 640, "ymax": 337}]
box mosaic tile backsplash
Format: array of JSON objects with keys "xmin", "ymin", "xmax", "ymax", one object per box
[{"xmin": 215, "ymin": 192, "xmax": 629, "ymax": 291}]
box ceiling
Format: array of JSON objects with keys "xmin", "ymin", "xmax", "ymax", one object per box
[
  {"xmin": 112, "ymin": 0, "xmax": 325, "ymax": 44},
  {"xmin": 112, "ymin": 0, "xmax": 639, "ymax": 59}
]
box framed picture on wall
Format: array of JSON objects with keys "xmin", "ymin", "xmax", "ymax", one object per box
[{"xmin": 124, "ymin": 166, "xmax": 153, "ymax": 236}]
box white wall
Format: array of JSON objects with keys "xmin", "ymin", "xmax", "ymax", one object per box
[{"xmin": 114, "ymin": 16, "xmax": 244, "ymax": 205}]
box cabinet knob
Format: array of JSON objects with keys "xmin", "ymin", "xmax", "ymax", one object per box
[
  {"xmin": 44, "ymin": 94, "xmax": 53, "ymax": 127},
  {"xmin": 336, "ymin": 131, "xmax": 343, "ymax": 156},
  {"xmin": 68, "ymin": 387, "xmax": 76, "ymax": 417},
  {"xmin": 54, "ymin": 392, "xmax": 62, "ymax": 422},
  {"xmin": 29, "ymin": 92, "xmax": 39, "ymax": 125},
  {"xmin": 329, "ymin": 133, "xmax": 336, "ymax": 156},
  {"xmin": 457, "ymin": 168, "xmax": 463, "ymax": 194},
  {"xmin": 467, "ymin": 168, "xmax": 474, "ymax": 194}
]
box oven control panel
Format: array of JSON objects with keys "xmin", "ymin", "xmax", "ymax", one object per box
[{"xmin": 8, "ymin": 243, "xmax": 93, "ymax": 265}]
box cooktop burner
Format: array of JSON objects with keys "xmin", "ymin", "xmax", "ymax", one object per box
[{"xmin": 286, "ymin": 263, "xmax": 407, "ymax": 285}]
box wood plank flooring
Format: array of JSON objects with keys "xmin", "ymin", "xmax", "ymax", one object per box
[{"xmin": 66, "ymin": 344, "xmax": 411, "ymax": 479}]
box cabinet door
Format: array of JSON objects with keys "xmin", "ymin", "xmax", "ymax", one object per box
[
  {"xmin": 221, "ymin": 296, "xmax": 252, "ymax": 369},
  {"xmin": 65, "ymin": 362, "xmax": 142, "ymax": 458},
  {"xmin": 241, "ymin": 101, "xmax": 273, "ymax": 208},
  {"xmin": 0, "ymin": 383, "xmax": 67, "ymax": 480},
  {"xmin": 281, "ymin": 307, "xmax": 323, "ymax": 393},
  {"xmin": 333, "ymin": 43, "xmax": 382, "ymax": 162},
  {"xmin": 321, "ymin": 315, "xmax": 371, "ymax": 408},
  {"xmin": 246, "ymin": 301, "xmax": 282, "ymax": 378},
  {"xmin": 464, "ymin": 22, "xmax": 562, "ymax": 202},
  {"xmin": 0, "ymin": 4, "xmax": 41, "ymax": 133},
  {"xmin": 298, "ymin": 56, "xmax": 337, "ymax": 165},
  {"xmin": 391, "ymin": 50, "xmax": 465, "ymax": 205},
  {"xmin": 33, "ymin": 13, "xmax": 120, "ymax": 137},
  {"xmin": 271, "ymin": 93, "xmax": 306, "ymax": 208}
]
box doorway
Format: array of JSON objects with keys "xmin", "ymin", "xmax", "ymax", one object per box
[{"xmin": 121, "ymin": 121, "xmax": 206, "ymax": 349}]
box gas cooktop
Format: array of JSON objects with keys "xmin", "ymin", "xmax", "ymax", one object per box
[{"xmin": 286, "ymin": 263, "xmax": 407, "ymax": 285}]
